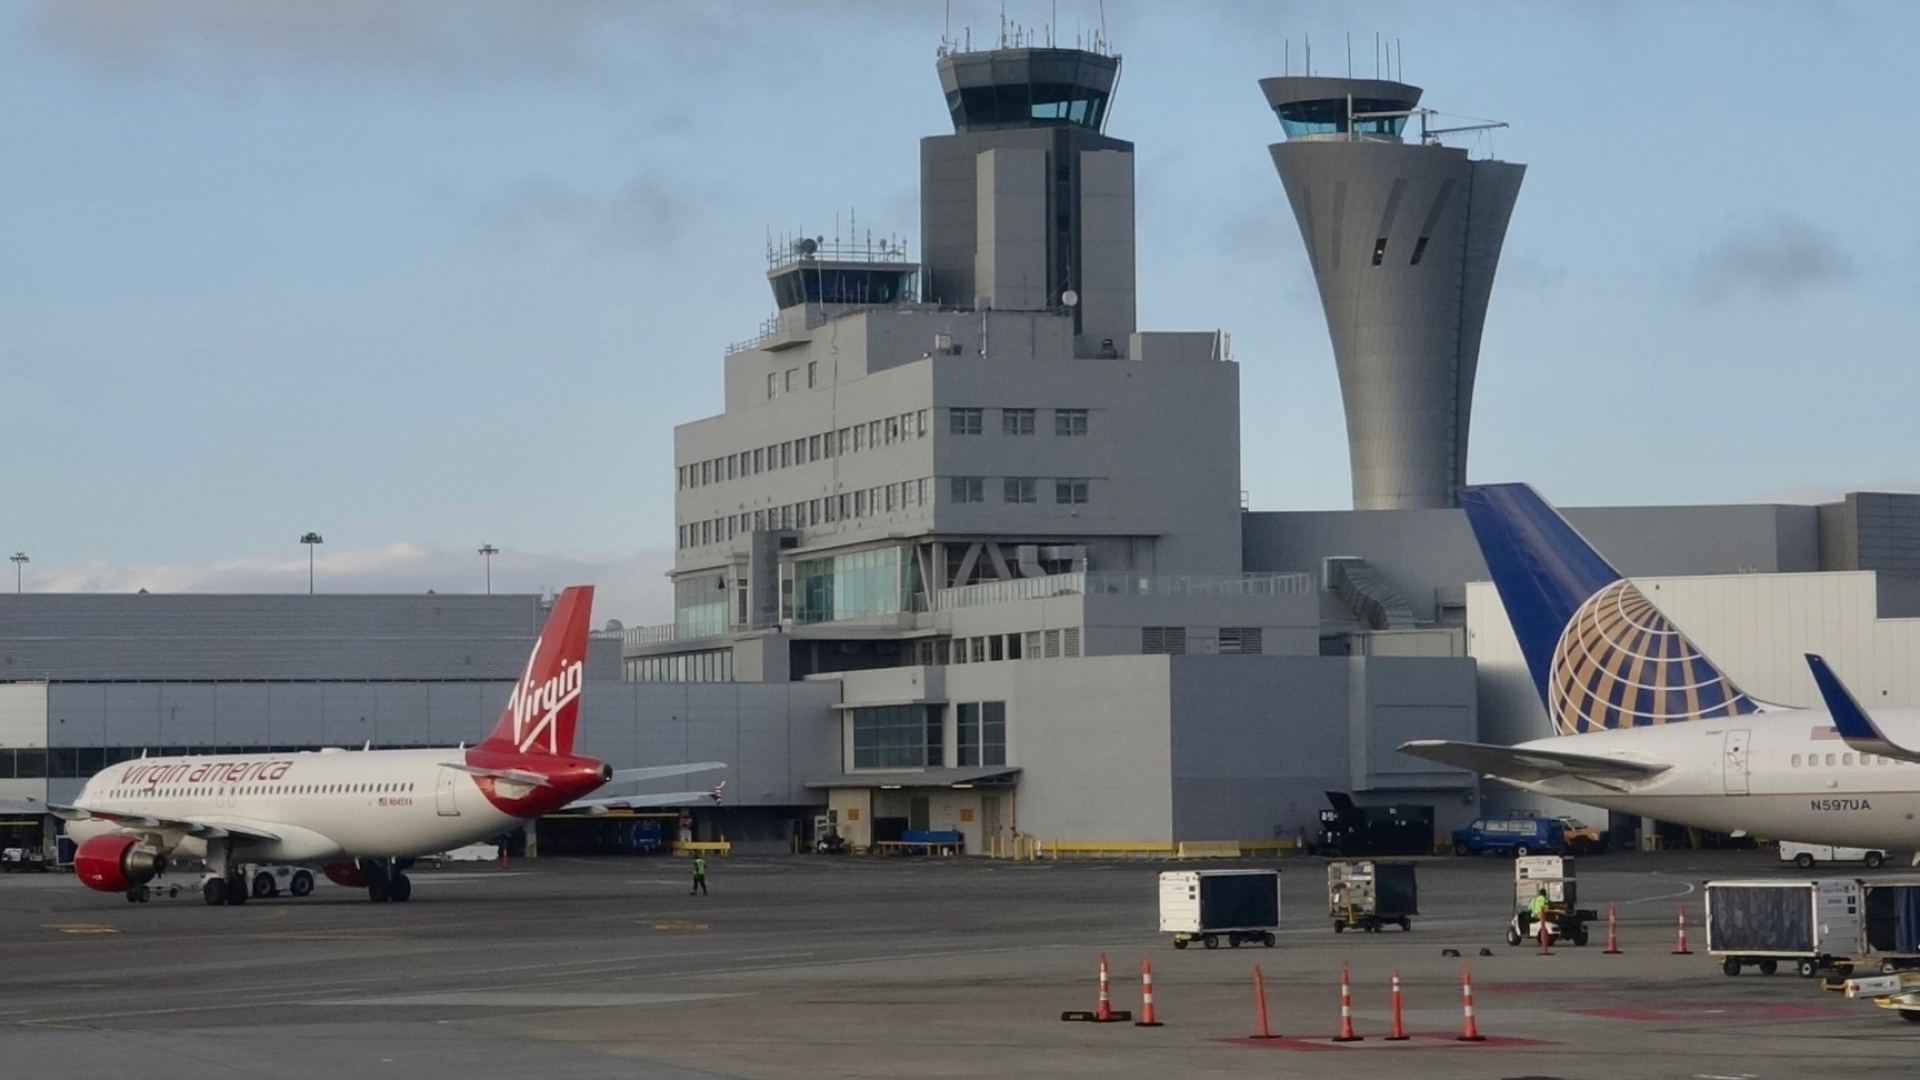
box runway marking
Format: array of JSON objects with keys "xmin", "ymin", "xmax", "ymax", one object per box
[
  {"xmin": 44, "ymin": 924, "xmax": 118, "ymax": 935},
  {"xmin": 649, "ymin": 919, "xmax": 708, "ymax": 931},
  {"xmin": 305, "ymin": 990, "xmax": 740, "ymax": 1008},
  {"xmin": 1574, "ymin": 1003, "xmax": 1853, "ymax": 1022},
  {"xmin": 252, "ymin": 930, "xmax": 399, "ymax": 941}
]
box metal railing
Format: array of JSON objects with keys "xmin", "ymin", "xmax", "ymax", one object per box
[
  {"xmin": 622, "ymin": 623, "xmax": 679, "ymax": 647},
  {"xmin": 932, "ymin": 571, "xmax": 1314, "ymax": 612}
]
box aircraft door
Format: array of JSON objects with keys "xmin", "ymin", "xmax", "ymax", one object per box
[
  {"xmin": 436, "ymin": 768, "xmax": 461, "ymax": 816},
  {"xmin": 1723, "ymin": 729, "xmax": 1751, "ymax": 795}
]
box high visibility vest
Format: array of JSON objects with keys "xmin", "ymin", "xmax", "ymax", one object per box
[
  {"xmin": 1529, "ymin": 894, "xmax": 1549, "ymax": 918},
  {"xmin": 694, "ymin": 857, "xmax": 707, "ymax": 875}
]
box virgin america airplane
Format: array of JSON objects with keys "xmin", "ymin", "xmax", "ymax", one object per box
[{"xmin": 27, "ymin": 585, "xmax": 719, "ymax": 906}]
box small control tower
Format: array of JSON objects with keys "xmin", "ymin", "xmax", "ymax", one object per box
[
  {"xmin": 922, "ymin": 43, "xmax": 1135, "ymax": 356},
  {"xmin": 1260, "ymin": 75, "xmax": 1525, "ymax": 510}
]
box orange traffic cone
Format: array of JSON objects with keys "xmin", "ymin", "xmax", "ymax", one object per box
[
  {"xmin": 1385, "ymin": 970, "xmax": 1409, "ymax": 1040},
  {"xmin": 1095, "ymin": 952, "xmax": 1115, "ymax": 1021},
  {"xmin": 1456, "ymin": 963, "xmax": 1486, "ymax": 1042},
  {"xmin": 1135, "ymin": 954, "xmax": 1162, "ymax": 1027},
  {"xmin": 1251, "ymin": 965, "xmax": 1280, "ymax": 1038},
  {"xmin": 1672, "ymin": 903, "xmax": 1693, "ymax": 955},
  {"xmin": 1333, "ymin": 961, "xmax": 1363, "ymax": 1042},
  {"xmin": 1604, "ymin": 903, "xmax": 1622, "ymax": 954}
]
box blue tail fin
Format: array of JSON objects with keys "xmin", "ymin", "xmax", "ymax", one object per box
[{"xmin": 1462, "ymin": 483, "xmax": 1758, "ymax": 735}]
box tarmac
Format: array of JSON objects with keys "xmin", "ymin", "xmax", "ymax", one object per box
[{"xmin": 2, "ymin": 848, "xmax": 1916, "ymax": 1079}]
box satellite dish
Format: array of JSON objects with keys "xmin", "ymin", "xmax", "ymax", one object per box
[
  {"xmin": 797, "ymin": 237, "xmax": 818, "ymax": 256},
  {"xmin": 1061, "ymin": 290, "xmax": 1079, "ymax": 307}
]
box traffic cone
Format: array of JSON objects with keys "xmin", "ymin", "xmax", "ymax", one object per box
[
  {"xmin": 1333, "ymin": 961, "xmax": 1363, "ymax": 1042},
  {"xmin": 1384, "ymin": 970, "xmax": 1409, "ymax": 1041},
  {"xmin": 1537, "ymin": 915, "xmax": 1553, "ymax": 956},
  {"xmin": 1456, "ymin": 963, "xmax": 1486, "ymax": 1042},
  {"xmin": 1251, "ymin": 965, "xmax": 1280, "ymax": 1038},
  {"xmin": 1604, "ymin": 903, "xmax": 1622, "ymax": 954},
  {"xmin": 1096, "ymin": 952, "xmax": 1115, "ymax": 1021},
  {"xmin": 1672, "ymin": 903, "xmax": 1693, "ymax": 955},
  {"xmin": 1135, "ymin": 954, "xmax": 1162, "ymax": 1027}
]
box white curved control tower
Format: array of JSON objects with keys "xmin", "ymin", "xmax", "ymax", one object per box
[{"xmin": 1261, "ymin": 76, "xmax": 1525, "ymax": 510}]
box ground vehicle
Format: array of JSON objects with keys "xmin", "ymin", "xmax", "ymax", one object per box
[
  {"xmin": 1159, "ymin": 869, "xmax": 1280, "ymax": 950},
  {"xmin": 1327, "ymin": 860, "xmax": 1416, "ymax": 932},
  {"xmin": 1780, "ymin": 841, "xmax": 1887, "ymax": 870},
  {"xmin": 1707, "ymin": 878, "xmax": 1863, "ymax": 977},
  {"xmin": 1557, "ymin": 817, "xmax": 1606, "ymax": 855},
  {"xmin": 1506, "ymin": 855, "xmax": 1597, "ymax": 946},
  {"xmin": 1, "ymin": 847, "xmax": 49, "ymax": 872},
  {"xmin": 1453, "ymin": 815, "xmax": 1566, "ymax": 857},
  {"xmin": 248, "ymin": 864, "xmax": 317, "ymax": 898}
]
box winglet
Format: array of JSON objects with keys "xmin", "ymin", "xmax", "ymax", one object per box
[{"xmin": 1807, "ymin": 653, "xmax": 1920, "ymax": 763}]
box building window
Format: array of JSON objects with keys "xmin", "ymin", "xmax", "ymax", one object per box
[
  {"xmin": 823, "ymin": 430, "xmax": 836, "ymax": 458},
  {"xmin": 779, "ymin": 443, "xmax": 791, "ymax": 469},
  {"xmin": 785, "ymin": 369, "xmax": 797, "ymax": 392},
  {"xmin": 753, "ymin": 448, "xmax": 764, "ymax": 473},
  {"xmin": 1055, "ymin": 478, "xmax": 1090, "ymax": 504},
  {"xmin": 677, "ymin": 465, "xmax": 687, "ymax": 490},
  {"xmin": 1371, "ymin": 238, "xmax": 1387, "ymax": 266},
  {"xmin": 951, "ymin": 476, "xmax": 985, "ymax": 503},
  {"xmin": 1004, "ymin": 477, "xmax": 1037, "ymax": 504},
  {"xmin": 1063, "ymin": 627, "xmax": 1080, "ymax": 657},
  {"xmin": 807, "ymin": 361, "xmax": 817, "ymax": 388},
  {"xmin": 809, "ymin": 434, "xmax": 821, "ymax": 460},
  {"xmin": 1219, "ymin": 627, "xmax": 1264, "ymax": 655},
  {"xmin": 886, "ymin": 416, "xmax": 901, "ymax": 443},
  {"xmin": 1142, "ymin": 627, "xmax": 1187, "ymax": 655},
  {"xmin": 1054, "ymin": 408, "xmax": 1088, "ymax": 436},
  {"xmin": 1002, "ymin": 408, "xmax": 1035, "ymax": 435},
  {"xmin": 982, "ymin": 701, "xmax": 1006, "ymax": 766},
  {"xmin": 852, "ymin": 704, "xmax": 942, "ymax": 769},
  {"xmin": 1044, "ymin": 629, "xmax": 1060, "ymax": 658},
  {"xmin": 854, "ymin": 425, "xmax": 866, "ymax": 452},
  {"xmin": 767, "ymin": 373, "xmax": 777, "ymax": 398},
  {"xmin": 1006, "ymin": 633, "xmax": 1022, "ymax": 660},
  {"xmin": 950, "ymin": 408, "xmax": 984, "ymax": 435},
  {"xmin": 916, "ymin": 409, "xmax": 929, "ymax": 437},
  {"xmin": 956, "ymin": 702, "xmax": 979, "ymax": 767}
]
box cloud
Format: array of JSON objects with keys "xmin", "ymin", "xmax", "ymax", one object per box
[
  {"xmin": 1691, "ymin": 213, "xmax": 1854, "ymax": 299},
  {"xmin": 24, "ymin": 541, "xmax": 675, "ymax": 629},
  {"xmin": 479, "ymin": 174, "xmax": 698, "ymax": 255}
]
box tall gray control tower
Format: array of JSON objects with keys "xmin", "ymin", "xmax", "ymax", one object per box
[
  {"xmin": 1260, "ymin": 76, "xmax": 1525, "ymax": 510},
  {"xmin": 923, "ymin": 47, "xmax": 1136, "ymax": 356}
]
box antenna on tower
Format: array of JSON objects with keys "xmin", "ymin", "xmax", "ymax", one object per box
[
  {"xmin": 1305, "ymin": 33, "xmax": 1312, "ymax": 77},
  {"xmin": 1346, "ymin": 32, "xmax": 1351, "ymax": 78},
  {"xmin": 1375, "ymin": 32, "xmax": 1381, "ymax": 79},
  {"xmin": 1397, "ymin": 39, "xmax": 1403, "ymax": 83}
]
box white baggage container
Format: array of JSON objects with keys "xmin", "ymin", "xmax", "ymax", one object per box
[{"xmin": 1158, "ymin": 869, "xmax": 1280, "ymax": 950}]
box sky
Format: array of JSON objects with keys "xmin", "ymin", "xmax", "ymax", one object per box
[{"xmin": 2, "ymin": 0, "xmax": 1916, "ymax": 626}]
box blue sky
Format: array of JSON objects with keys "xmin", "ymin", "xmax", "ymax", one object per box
[{"xmin": 2, "ymin": 1, "xmax": 1915, "ymax": 624}]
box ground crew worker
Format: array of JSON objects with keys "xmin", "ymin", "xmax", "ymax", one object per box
[
  {"xmin": 1529, "ymin": 887, "xmax": 1550, "ymax": 934},
  {"xmin": 690, "ymin": 854, "xmax": 708, "ymax": 896}
]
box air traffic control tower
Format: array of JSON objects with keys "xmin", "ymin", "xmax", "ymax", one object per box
[{"xmin": 1260, "ymin": 76, "xmax": 1525, "ymax": 510}]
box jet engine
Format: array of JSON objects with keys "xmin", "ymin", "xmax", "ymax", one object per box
[{"xmin": 73, "ymin": 834, "xmax": 166, "ymax": 893}]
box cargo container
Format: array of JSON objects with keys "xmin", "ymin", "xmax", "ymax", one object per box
[
  {"xmin": 1158, "ymin": 869, "xmax": 1280, "ymax": 950},
  {"xmin": 1862, "ymin": 877, "xmax": 1920, "ymax": 970},
  {"xmin": 1327, "ymin": 860, "xmax": 1417, "ymax": 932},
  {"xmin": 1705, "ymin": 878, "xmax": 1863, "ymax": 977}
]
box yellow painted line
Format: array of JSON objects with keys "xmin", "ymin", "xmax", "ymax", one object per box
[
  {"xmin": 46, "ymin": 924, "xmax": 119, "ymax": 936},
  {"xmin": 648, "ymin": 920, "xmax": 708, "ymax": 932}
]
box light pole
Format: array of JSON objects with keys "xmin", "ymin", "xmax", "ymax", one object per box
[
  {"xmin": 478, "ymin": 544, "xmax": 499, "ymax": 595},
  {"xmin": 299, "ymin": 533, "xmax": 323, "ymax": 594},
  {"xmin": 8, "ymin": 552, "xmax": 25, "ymax": 594}
]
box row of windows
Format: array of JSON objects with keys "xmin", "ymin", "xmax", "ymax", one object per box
[
  {"xmin": 0, "ymin": 745, "xmax": 444, "ymax": 779},
  {"xmin": 909, "ymin": 629, "xmax": 1082, "ymax": 666},
  {"xmin": 948, "ymin": 407, "xmax": 1088, "ymax": 437},
  {"xmin": 678, "ymin": 410, "xmax": 930, "ymax": 492},
  {"xmin": 849, "ymin": 700, "xmax": 1009, "ymax": 770},
  {"xmin": 1142, "ymin": 627, "xmax": 1265, "ymax": 655},
  {"xmin": 627, "ymin": 650, "xmax": 735, "ymax": 684},
  {"xmin": 678, "ymin": 479, "xmax": 935, "ymax": 549},
  {"xmin": 951, "ymin": 476, "xmax": 1090, "ymax": 505},
  {"xmin": 104, "ymin": 781, "xmax": 415, "ymax": 799},
  {"xmin": 766, "ymin": 360, "xmax": 820, "ymax": 399},
  {"xmin": 1790, "ymin": 752, "xmax": 1909, "ymax": 768}
]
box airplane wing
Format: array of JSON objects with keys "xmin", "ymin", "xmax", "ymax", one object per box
[
  {"xmin": 564, "ymin": 781, "xmax": 726, "ymax": 814},
  {"xmin": 1807, "ymin": 654, "xmax": 1920, "ymax": 765},
  {"xmin": 606, "ymin": 761, "xmax": 726, "ymax": 786},
  {"xmin": 0, "ymin": 798, "xmax": 285, "ymax": 843},
  {"xmin": 1398, "ymin": 739, "xmax": 1672, "ymax": 784}
]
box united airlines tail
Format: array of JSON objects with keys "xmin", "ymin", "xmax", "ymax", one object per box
[{"xmin": 1462, "ymin": 483, "xmax": 1759, "ymax": 736}]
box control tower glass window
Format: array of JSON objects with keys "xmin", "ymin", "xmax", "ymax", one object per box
[
  {"xmin": 770, "ymin": 267, "xmax": 909, "ymax": 310},
  {"xmin": 946, "ymin": 83, "xmax": 1109, "ymax": 131},
  {"xmin": 1274, "ymin": 98, "xmax": 1408, "ymax": 139}
]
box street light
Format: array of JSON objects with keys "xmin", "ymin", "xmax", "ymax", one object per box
[
  {"xmin": 299, "ymin": 533, "xmax": 323, "ymax": 594},
  {"xmin": 478, "ymin": 544, "xmax": 499, "ymax": 595},
  {"xmin": 8, "ymin": 552, "xmax": 26, "ymax": 594}
]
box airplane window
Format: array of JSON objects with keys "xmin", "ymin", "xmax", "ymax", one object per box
[
  {"xmin": 1844, "ymin": 754, "xmax": 1855, "ymax": 766},
  {"xmin": 1826, "ymin": 753, "xmax": 1836, "ymax": 767},
  {"xmin": 1792, "ymin": 754, "xmax": 1802, "ymax": 767}
]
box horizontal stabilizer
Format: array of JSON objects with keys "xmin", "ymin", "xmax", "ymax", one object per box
[
  {"xmin": 1807, "ymin": 654, "xmax": 1920, "ymax": 765},
  {"xmin": 1398, "ymin": 739, "xmax": 1671, "ymax": 784},
  {"xmin": 440, "ymin": 762, "xmax": 552, "ymax": 787},
  {"xmin": 607, "ymin": 761, "xmax": 727, "ymax": 786},
  {"xmin": 565, "ymin": 781, "xmax": 725, "ymax": 814}
]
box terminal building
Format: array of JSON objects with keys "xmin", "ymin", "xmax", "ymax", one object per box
[{"xmin": 4, "ymin": 43, "xmax": 1919, "ymax": 858}]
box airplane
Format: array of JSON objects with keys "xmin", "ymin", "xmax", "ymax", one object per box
[
  {"xmin": 10, "ymin": 585, "xmax": 725, "ymax": 906},
  {"xmin": 1398, "ymin": 482, "xmax": 1920, "ymax": 851}
]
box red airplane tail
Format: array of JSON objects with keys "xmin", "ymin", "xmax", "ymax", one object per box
[{"xmin": 476, "ymin": 586, "xmax": 594, "ymax": 759}]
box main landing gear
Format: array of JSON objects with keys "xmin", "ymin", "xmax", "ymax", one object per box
[
  {"xmin": 201, "ymin": 869, "xmax": 252, "ymax": 906},
  {"xmin": 361, "ymin": 858, "xmax": 413, "ymax": 903}
]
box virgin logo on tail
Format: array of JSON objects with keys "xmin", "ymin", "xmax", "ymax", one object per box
[{"xmin": 508, "ymin": 651, "xmax": 583, "ymax": 754}]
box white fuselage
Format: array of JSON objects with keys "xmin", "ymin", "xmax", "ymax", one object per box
[
  {"xmin": 65, "ymin": 748, "xmax": 521, "ymax": 864},
  {"xmin": 1512, "ymin": 707, "xmax": 1920, "ymax": 849}
]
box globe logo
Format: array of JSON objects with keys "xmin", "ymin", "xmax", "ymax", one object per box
[{"xmin": 1547, "ymin": 580, "xmax": 1758, "ymax": 736}]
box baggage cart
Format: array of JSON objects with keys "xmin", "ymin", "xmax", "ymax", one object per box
[
  {"xmin": 1159, "ymin": 869, "xmax": 1280, "ymax": 950},
  {"xmin": 1860, "ymin": 877, "xmax": 1920, "ymax": 972},
  {"xmin": 1706, "ymin": 878, "xmax": 1863, "ymax": 977},
  {"xmin": 1327, "ymin": 860, "xmax": 1417, "ymax": 932}
]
